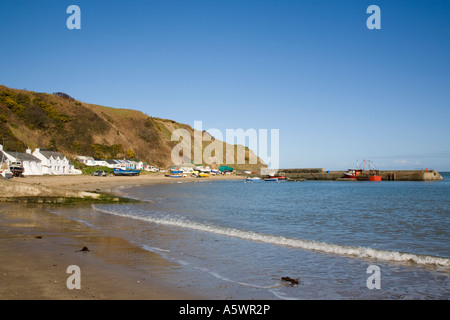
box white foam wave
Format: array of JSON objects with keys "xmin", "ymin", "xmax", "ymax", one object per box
[
  {"xmin": 92, "ymin": 205, "xmax": 450, "ymax": 267},
  {"xmin": 137, "ymin": 243, "xmax": 296, "ymax": 299}
]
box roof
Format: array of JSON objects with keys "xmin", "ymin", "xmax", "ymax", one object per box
[
  {"xmin": 75, "ymin": 156, "xmax": 94, "ymax": 160},
  {"xmin": 1, "ymin": 150, "xmax": 41, "ymax": 162},
  {"xmin": 38, "ymin": 150, "xmax": 66, "ymax": 159}
]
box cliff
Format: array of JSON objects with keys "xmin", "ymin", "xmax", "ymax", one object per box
[{"xmin": 0, "ymin": 85, "xmax": 266, "ymax": 170}]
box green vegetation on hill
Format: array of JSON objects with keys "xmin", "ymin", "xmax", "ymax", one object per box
[{"xmin": 0, "ymin": 85, "xmax": 266, "ymax": 170}]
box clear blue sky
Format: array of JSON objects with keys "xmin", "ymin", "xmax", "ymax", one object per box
[{"xmin": 1, "ymin": 0, "xmax": 449, "ymax": 170}]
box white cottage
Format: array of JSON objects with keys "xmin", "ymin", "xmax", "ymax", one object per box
[
  {"xmin": 0, "ymin": 145, "xmax": 43, "ymax": 176},
  {"xmin": 74, "ymin": 155, "xmax": 95, "ymax": 166},
  {"xmin": 33, "ymin": 148, "xmax": 81, "ymax": 175}
]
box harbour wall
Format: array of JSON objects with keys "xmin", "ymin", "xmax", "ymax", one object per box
[{"xmin": 253, "ymin": 168, "xmax": 444, "ymax": 181}]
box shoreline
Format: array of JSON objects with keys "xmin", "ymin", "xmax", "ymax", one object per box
[
  {"xmin": 13, "ymin": 172, "xmax": 243, "ymax": 193},
  {"xmin": 0, "ymin": 203, "xmax": 205, "ymax": 300},
  {"xmin": 0, "ymin": 173, "xmax": 243, "ymax": 300},
  {"xmin": 0, "ymin": 173, "xmax": 243, "ymax": 203}
]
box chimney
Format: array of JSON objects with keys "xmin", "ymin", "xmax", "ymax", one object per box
[
  {"xmin": 26, "ymin": 148, "xmax": 32, "ymax": 154},
  {"xmin": 0, "ymin": 144, "xmax": 3, "ymax": 151}
]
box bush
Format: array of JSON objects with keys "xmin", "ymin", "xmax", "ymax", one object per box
[
  {"xmin": 91, "ymin": 143, "xmax": 123, "ymax": 159},
  {"xmin": 53, "ymin": 92, "xmax": 75, "ymax": 101},
  {"xmin": 32, "ymin": 97, "xmax": 72, "ymax": 123}
]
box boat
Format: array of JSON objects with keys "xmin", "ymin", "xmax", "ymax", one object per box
[
  {"xmin": 343, "ymin": 169, "xmax": 361, "ymax": 180},
  {"xmin": 264, "ymin": 178, "xmax": 278, "ymax": 182},
  {"xmin": 9, "ymin": 161, "xmax": 24, "ymax": 177},
  {"xmin": 343, "ymin": 160, "xmax": 382, "ymax": 181},
  {"xmin": 168, "ymin": 174, "xmax": 182, "ymax": 178},
  {"xmin": 246, "ymin": 177, "xmax": 261, "ymax": 181},
  {"xmin": 113, "ymin": 168, "xmax": 140, "ymax": 176},
  {"xmin": 198, "ymin": 173, "xmax": 209, "ymax": 178},
  {"xmin": 0, "ymin": 169, "xmax": 13, "ymax": 179},
  {"xmin": 195, "ymin": 166, "xmax": 211, "ymax": 173},
  {"xmin": 0, "ymin": 153, "xmax": 12, "ymax": 179},
  {"xmin": 270, "ymin": 176, "xmax": 286, "ymax": 180}
]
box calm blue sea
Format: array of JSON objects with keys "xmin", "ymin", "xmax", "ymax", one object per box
[{"xmin": 55, "ymin": 173, "xmax": 450, "ymax": 299}]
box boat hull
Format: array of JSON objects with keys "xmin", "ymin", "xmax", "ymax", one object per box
[
  {"xmin": 113, "ymin": 168, "xmax": 140, "ymax": 176},
  {"xmin": 9, "ymin": 166, "xmax": 24, "ymax": 177}
]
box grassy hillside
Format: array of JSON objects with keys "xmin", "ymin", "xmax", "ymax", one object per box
[{"xmin": 0, "ymin": 85, "xmax": 266, "ymax": 170}]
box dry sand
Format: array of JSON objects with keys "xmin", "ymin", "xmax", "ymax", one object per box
[
  {"xmin": 19, "ymin": 172, "xmax": 242, "ymax": 193},
  {"xmin": 0, "ymin": 173, "xmax": 243, "ymax": 300}
]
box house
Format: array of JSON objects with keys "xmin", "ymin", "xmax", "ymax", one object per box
[
  {"xmin": 104, "ymin": 159, "xmax": 120, "ymax": 168},
  {"xmin": 111, "ymin": 159, "xmax": 139, "ymax": 170},
  {"xmin": 33, "ymin": 148, "xmax": 81, "ymax": 175},
  {"xmin": 128, "ymin": 160, "xmax": 140, "ymax": 170},
  {"xmin": 95, "ymin": 159, "xmax": 110, "ymax": 167},
  {"xmin": 74, "ymin": 155, "xmax": 95, "ymax": 166},
  {"xmin": 0, "ymin": 145, "xmax": 43, "ymax": 176},
  {"xmin": 142, "ymin": 163, "xmax": 158, "ymax": 172}
]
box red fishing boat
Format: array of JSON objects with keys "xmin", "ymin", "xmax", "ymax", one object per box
[
  {"xmin": 343, "ymin": 169, "xmax": 361, "ymax": 180},
  {"xmin": 343, "ymin": 160, "xmax": 381, "ymax": 181}
]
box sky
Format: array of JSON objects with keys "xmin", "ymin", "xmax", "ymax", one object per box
[{"xmin": 1, "ymin": 0, "xmax": 449, "ymax": 170}]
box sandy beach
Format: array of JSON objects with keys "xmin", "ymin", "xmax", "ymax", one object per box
[
  {"xmin": 0, "ymin": 173, "xmax": 243, "ymax": 300},
  {"xmin": 18, "ymin": 172, "xmax": 243, "ymax": 193}
]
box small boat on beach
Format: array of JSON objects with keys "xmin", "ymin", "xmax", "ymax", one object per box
[
  {"xmin": 113, "ymin": 168, "xmax": 140, "ymax": 176},
  {"xmin": 9, "ymin": 161, "xmax": 24, "ymax": 177}
]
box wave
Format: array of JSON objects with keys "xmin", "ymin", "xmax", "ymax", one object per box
[
  {"xmin": 136, "ymin": 241, "xmax": 297, "ymax": 300},
  {"xmin": 48, "ymin": 209, "xmax": 97, "ymax": 229},
  {"xmin": 92, "ymin": 205, "xmax": 450, "ymax": 268}
]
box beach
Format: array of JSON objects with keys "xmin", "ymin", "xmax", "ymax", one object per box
[
  {"xmin": 16, "ymin": 172, "xmax": 243, "ymax": 193},
  {"xmin": 0, "ymin": 173, "xmax": 242, "ymax": 300},
  {"xmin": 1, "ymin": 173, "xmax": 449, "ymax": 300}
]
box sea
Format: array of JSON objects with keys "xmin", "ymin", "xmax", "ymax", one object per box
[{"xmin": 51, "ymin": 173, "xmax": 450, "ymax": 300}]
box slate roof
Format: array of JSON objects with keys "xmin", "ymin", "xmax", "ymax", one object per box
[
  {"xmin": 1, "ymin": 150, "xmax": 41, "ymax": 162},
  {"xmin": 37, "ymin": 150, "xmax": 66, "ymax": 159}
]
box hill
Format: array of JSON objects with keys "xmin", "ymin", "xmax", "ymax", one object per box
[{"xmin": 0, "ymin": 85, "xmax": 266, "ymax": 170}]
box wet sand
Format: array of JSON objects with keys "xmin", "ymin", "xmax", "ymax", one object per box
[
  {"xmin": 0, "ymin": 203, "xmax": 206, "ymax": 299},
  {"xmin": 0, "ymin": 173, "xmax": 243, "ymax": 300}
]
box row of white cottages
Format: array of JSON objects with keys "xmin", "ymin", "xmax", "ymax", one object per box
[
  {"xmin": 75, "ymin": 156, "xmax": 149, "ymax": 170},
  {"xmin": 0, "ymin": 145, "xmax": 81, "ymax": 176}
]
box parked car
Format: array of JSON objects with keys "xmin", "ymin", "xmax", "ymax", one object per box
[{"xmin": 91, "ymin": 170, "xmax": 107, "ymax": 176}]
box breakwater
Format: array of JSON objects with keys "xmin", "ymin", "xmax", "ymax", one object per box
[{"xmin": 254, "ymin": 168, "xmax": 444, "ymax": 181}]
